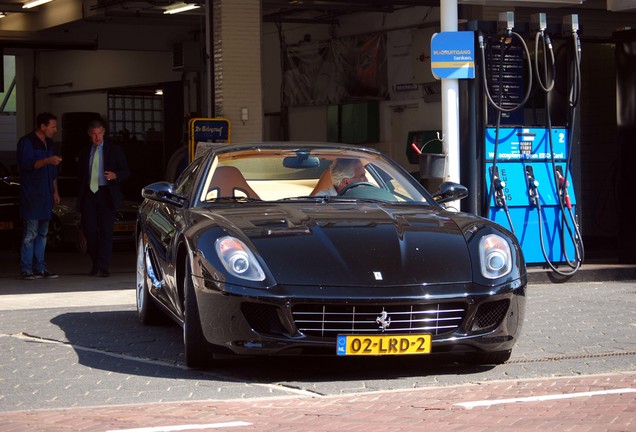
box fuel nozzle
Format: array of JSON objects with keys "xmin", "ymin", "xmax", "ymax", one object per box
[
  {"xmin": 526, "ymin": 166, "xmax": 539, "ymax": 206},
  {"xmin": 493, "ymin": 176, "xmax": 506, "ymax": 207},
  {"xmin": 555, "ymin": 168, "xmax": 568, "ymax": 188},
  {"xmin": 489, "ymin": 166, "xmax": 506, "ymax": 207},
  {"xmin": 555, "ymin": 167, "xmax": 572, "ymax": 210}
]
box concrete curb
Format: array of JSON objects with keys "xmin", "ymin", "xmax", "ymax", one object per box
[{"xmin": 527, "ymin": 263, "xmax": 636, "ymax": 284}]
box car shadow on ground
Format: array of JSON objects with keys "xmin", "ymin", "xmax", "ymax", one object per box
[{"xmin": 50, "ymin": 309, "xmax": 496, "ymax": 384}]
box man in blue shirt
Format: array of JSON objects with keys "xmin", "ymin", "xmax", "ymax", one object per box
[{"xmin": 16, "ymin": 112, "xmax": 62, "ymax": 280}]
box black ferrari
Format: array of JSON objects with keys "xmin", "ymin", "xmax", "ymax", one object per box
[{"xmin": 136, "ymin": 142, "xmax": 526, "ymax": 368}]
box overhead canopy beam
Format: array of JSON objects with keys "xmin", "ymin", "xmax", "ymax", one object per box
[
  {"xmin": 0, "ymin": 2, "xmax": 37, "ymax": 13},
  {"xmin": 0, "ymin": 30, "xmax": 97, "ymax": 49}
]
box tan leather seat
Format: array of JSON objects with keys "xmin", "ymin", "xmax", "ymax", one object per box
[
  {"xmin": 309, "ymin": 169, "xmax": 333, "ymax": 195},
  {"xmin": 209, "ymin": 166, "xmax": 260, "ymax": 199}
]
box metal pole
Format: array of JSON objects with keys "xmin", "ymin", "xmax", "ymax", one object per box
[
  {"xmin": 440, "ymin": 0, "xmax": 460, "ymax": 184},
  {"xmin": 205, "ymin": 0, "xmax": 213, "ymax": 117}
]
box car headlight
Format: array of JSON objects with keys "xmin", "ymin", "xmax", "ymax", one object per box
[
  {"xmin": 215, "ymin": 236, "xmax": 265, "ymax": 281},
  {"xmin": 479, "ymin": 234, "xmax": 512, "ymax": 279}
]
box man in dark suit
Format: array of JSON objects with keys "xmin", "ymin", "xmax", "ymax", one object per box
[{"xmin": 77, "ymin": 119, "xmax": 130, "ymax": 277}]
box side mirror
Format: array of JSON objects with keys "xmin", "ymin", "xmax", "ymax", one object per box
[
  {"xmin": 432, "ymin": 181, "xmax": 468, "ymax": 204},
  {"xmin": 142, "ymin": 181, "xmax": 185, "ymax": 207}
]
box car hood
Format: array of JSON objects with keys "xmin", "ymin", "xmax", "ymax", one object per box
[{"xmin": 196, "ymin": 203, "xmax": 474, "ymax": 286}]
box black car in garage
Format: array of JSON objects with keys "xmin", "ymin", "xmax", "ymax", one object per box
[
  {"xmin": 0, "ymin": 161, "xmax": 137, "ymax": 251},
  {"xmin": 0, "ymin": 162, "xmax": 21, "ymax": 245}
]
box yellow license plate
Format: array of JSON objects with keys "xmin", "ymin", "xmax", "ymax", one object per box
[
  {"xmin": 114, "ymin": 223, "xmax": 135, "ymax": 232},
  {"xmin": 336, "ymin": 334, "xmax": 432, "ymax": 356},
  {"xmin": 0, "ymin": 221, "xmax": 14, "ymax": 230}
]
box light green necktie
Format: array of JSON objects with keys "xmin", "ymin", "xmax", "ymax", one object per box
[{"xmin": 90, "ymin": 148, "xmax": 100, "ymax": 193}]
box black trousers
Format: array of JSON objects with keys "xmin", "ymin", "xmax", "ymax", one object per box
[{"xmin": 80, "ymin": 187, "xmax": 116, "ymax": 271}]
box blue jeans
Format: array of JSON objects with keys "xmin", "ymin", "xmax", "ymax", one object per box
[{"xmin": 20, "ymin": 219, "xmax": 49, "ymax": 274}]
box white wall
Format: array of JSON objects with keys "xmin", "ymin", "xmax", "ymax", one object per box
[
  {"xmin": 49, "ymin": 93, "xmax": 108, "ymax": 121},
  {"xmin": 38, "ymin": 50, "xmax": 181, "ymax": 94},
  {"xmin": 382, "ymin": 99, "xmax": 442, "ymax": 171},
  {"xmin": 262, "ymin": 6, "xmax": 444, "ymax": 170},
  {"xmin": 6, "ymin": 48, "xmax": 183, "ymax": 141}
]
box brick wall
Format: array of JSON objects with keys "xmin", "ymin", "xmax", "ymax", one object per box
[{"xmin": 213, "ymin": 0, "xmax": 263, "ymax": 143}]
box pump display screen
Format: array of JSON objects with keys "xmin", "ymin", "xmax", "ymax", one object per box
[
  {"xmin": 519, "ymin": 141, "xmax": 532, "ymax": 155},
  {"xmin": 484, "ymin": 127, "xmax": 568, "ymax": 161}
]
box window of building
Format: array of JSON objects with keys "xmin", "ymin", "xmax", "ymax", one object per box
[
  {"xmin": 107, "ymin": 93, "xmax": 163, "ymax": 143},
  {"xmin": 1, "ymin": 55, "xmax": 17, "ymax": 154},
  {"xmin": 1, "ymin": 55, "xmax": 16, "ymax": 113}
]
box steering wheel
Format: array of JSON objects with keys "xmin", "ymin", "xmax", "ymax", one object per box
[{"xmin": 338, "ymin": 181, "xmax": 376, "ymax": 196}]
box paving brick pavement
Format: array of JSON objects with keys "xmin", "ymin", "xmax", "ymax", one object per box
[
  {"xmin": 2, "ymin": 248, "xmax": 635, "ymax": 431},
  {"xmin": 0, "ymin": 373, "xmax": 634, "ymax": 431}
]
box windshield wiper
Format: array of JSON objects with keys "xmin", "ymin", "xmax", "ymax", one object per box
[
  {"xmin": 277, "ymin": 195, "xmax": 323, "ymax": 201},
  {"xmin": 278, "ymin": 195, "xmax": 363, "ymax": 204}
]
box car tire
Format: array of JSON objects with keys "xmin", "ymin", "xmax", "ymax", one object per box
[
  {"xmin": 136, "ymin": 236, "xmax": 163, "ymax": 325},
  {"xmin": 465, "ymin": 349, "xmax": 512, "ymax": 365},
  {"xmin": 183, "ymin": 256, "xmax": 213, "ymax": 368}
]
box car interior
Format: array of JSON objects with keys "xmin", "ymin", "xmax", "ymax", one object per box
[
  {"xmin": 309, "ymin": 169, "xmax": 332, "ymax": 196},
  {"xmin": 206, "ymin": 165, "xmax": 261, "ymax": 200},
  {"xmin": 198, "ymin": 149, "xmax": 429, "ymax": 204}
]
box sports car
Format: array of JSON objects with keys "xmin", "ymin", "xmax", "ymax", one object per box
[{"xmin": 136, "ymin": 142, "xmax": 526, "ymax": 368}]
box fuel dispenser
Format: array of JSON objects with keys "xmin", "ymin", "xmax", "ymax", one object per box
[
  {"xmin": 484, "ymin": 127, "xmax": 580, "ymax": 267},
  {"xmin": 465, "ymin": 12, "xmax": 584, "ymax": 275}
]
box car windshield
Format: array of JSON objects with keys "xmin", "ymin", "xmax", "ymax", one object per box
[{"xmin": 197, "ymin": 146, "xmax": 430, "ymax": 205}]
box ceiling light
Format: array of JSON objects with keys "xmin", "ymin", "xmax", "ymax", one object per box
[
  {"xmin": 22, "ymin": 0, "xmax": 53, "ymax": 9},
  {"xmin": 459, "ymin": 0, "xmax": 583, "ymax": 4},
  {"xmin": 164, "ymin": 3, "xmax": 200, "ymax": 14}
]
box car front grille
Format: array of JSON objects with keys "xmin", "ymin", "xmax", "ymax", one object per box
[
  {"xmin": 292, "ymin": 303, "xmax": 466, "ymax": 339},
  {"xmin": 472, "ymin": 299, "xmax": 510, "ymax": 331},
  {"xmin": 242, "ymin": 303, "xmax": 288, "ymax": 335}
]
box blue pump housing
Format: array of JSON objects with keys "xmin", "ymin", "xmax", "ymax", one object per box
[{"xmin": 485, "ymin": 127, "xmax": 578, "ymax": 265}]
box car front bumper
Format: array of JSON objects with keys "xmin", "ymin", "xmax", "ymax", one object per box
[{"xmin": 192, "ymin": 276, "xmax": 526, "ymax": 358}]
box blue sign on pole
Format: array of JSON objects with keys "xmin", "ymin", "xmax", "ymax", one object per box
[
  {"xmin": 191, "ymin": 118, "xmax": 230, "ymax": 142},
  {"xmin": 430, "ymin": 31, "xmax": 475, "ymax": 79}
]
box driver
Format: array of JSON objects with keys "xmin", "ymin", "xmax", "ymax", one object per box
[{"xmin": 316, "ymin": 158, "xmax": 367, "ymax": 196}]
